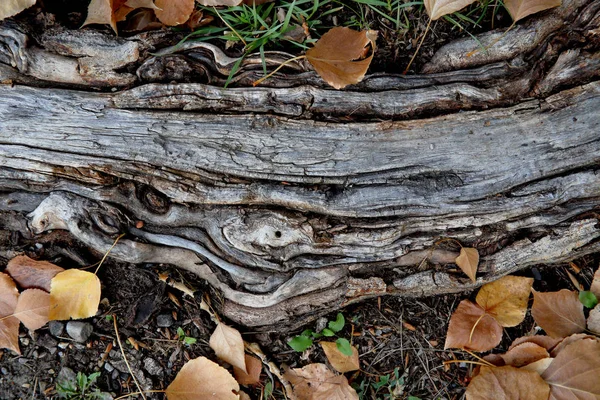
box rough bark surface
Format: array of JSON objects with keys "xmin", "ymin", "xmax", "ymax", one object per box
[{"xmin": 0, "ymin": 0, "xmax": 599, "ymax": 329}]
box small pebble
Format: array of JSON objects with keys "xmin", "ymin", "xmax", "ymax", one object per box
[
  {"xmin": 1, "ymin": 368, "xmax": 8, "ymax": 375},
  {"xmin": 48, "ymin": 321, "xmax": 65, "ymax": 337},
  {"xmin": 66, "ymin": 321, "xmax": 93, "ymax": 343},
  {"xmin": 156, "ymin": 314, "xmax": 174, "ymax": 328},
  {"xmin": 104, "ymin": 363, "xmax": 115, "ymax": 373}
]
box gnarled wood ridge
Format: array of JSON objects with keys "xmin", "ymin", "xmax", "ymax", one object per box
[{"xmin": 0, "ymin": 0, "xmax": 599, "ymax": 329}]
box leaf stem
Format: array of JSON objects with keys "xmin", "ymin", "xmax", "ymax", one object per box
[
  {"xmin": 468, "ymin": 312, "xmax": 486, "ymax": 344},
  {"xmin": 213, "ymin": 6, "xmax": 246, "ymax": 46},
  {"xmin": 253, "ymin": 55, "xmax": 306, "ymax": 86},
  {"xmin": 404, "ymin": 17, "xmax": 432, "ymax": 74},
  {"xmin": 94, "ymin": 233, "xmax": 125, "ymax": 275}
]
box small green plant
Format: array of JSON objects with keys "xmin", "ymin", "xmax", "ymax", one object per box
[
  {"xmin": 177, "ymin": 326, "xmax": 197, "ymax": 346},
  {"xmin": 288, "ymin": 312, "xmax": 353, "ymax": 355},
  {"xmin": 354, "ymin": 367, "xmax": 420, "ymax": 400},
  {"xmin": 56, "ymin": 368, "xmax": 111, "ymax": 400},
  {"xmin": 579, "ymin": 291, "xmax": 599, "ymax": 308}
]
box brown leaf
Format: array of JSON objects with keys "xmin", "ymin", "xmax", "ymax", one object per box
[
  {"xmin": 424, "ymin": 0, "xmax": 478, "ymax": 20},
  {"xmin": 165, "ymin": 356, "xmax": 239, "ymax": 400},
  {"xmin": 197, "ymin": 0, "xmax": 242, "ymax": 6},
  {"xmin": 125, "ymin": 0, "xmax": 159, "ymax": 8},
  {"xmin": 6, "ymin": 255, "xmax": 64, "ymax": 292},
  {"xmin": 49, "ymin": 269, "xmax": 101, "ymax": 320},
  {"xmin": 82, "ymin": 0, "xmax": 119, "ymax": 34},
  {"xmin": 284, "ymin": 363, "xmax": 359, "ymax": 400},
  {"xmin": 0, "ymin": 0, "xmax": 36, "ymax": 20},
  {"xmin": 591, "ymin": 267, "xmax": 600, "ymax": 299},
  {"xmin": 306, "ymin": 27, "xmax": 377, "ymax": 90},
  {"xmin": 549, "ymin": 333, "xmax": 599, "ymax": 357},
  {"xmin": 233, "ymin": 354, "xmax": 262, "ymax": 386},
  {"xmin": 500, "ymin": 342, "xmax": 549, "ymax": 368},
  {"xmin": 587, "ymin": 304, "xmax": 600, "ymax": 334},
  {"xmin": 521, "ymin": 357, "xmax": 553, "ymax": 375},
  {"xmin": 504, "ymin": 0, "xmax": 562, "ymax": 22},
  {"xmin": 154, "ymin": 0, "xmax": 194, "ymax": 26},
  {"xmin": 509, "ymin": 335, "xmax": 561, "ymax": 352},
  {"xmin": 320, "ymin": 341, "xmax": 360, "ymax": 373},
  {"xmin": 466, "ymin": 366, "xmax": 550, "ymax": 400},
  {"xmin": 475, "ymin": 275, "xmax": 533, "ymax": 327},
  {"xmin": 542, "ymin": 338, "xmax": 600, "ymax": 399},
  {"xmin": 0, "ymin": 273, "xmax": 20, "ymax": 354},
  {"xmin": 209, "ymin": 323, "xmax": 247, "ymax": 373},
  {"xmin": 455, "ymin": 247, "xmax": 479, "ymax": 282},
  {"xmin": 531, "ymin": 289, "xmax": 585, "ymax": 338},
  {"xmin": 444, "ymin": 300, "xmax": 503, "ymax": 352},
  {"xmin": 13, "ymin": 289, "xmax": 49, "ymax": 331}
]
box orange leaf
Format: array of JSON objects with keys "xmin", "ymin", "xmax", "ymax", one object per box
[
  {"xmin": 475, "ymin": 275, "xmax": 533, "ymax": 327},
  {"xmin": 0, "ymin": 273, "xmax": 20, "ymax": 354},
  {"xmin": 444, "ymin": 300, "xmax": 502, "ymax": 352},
  {"xmin": 0, "ymin": 0, "xmax": 36, "ymax": 21},
  {"xmin": 531, "ymin": 289, "xmax": 585, "ymax": 338},
  {"xmin": 49, "ymin": 269, "xmax": 101, "ymax": 320},
  {"xmin": 500, "ymin": 342, "xmax": 549, "ymax": 367},
  {"xmin": 283, "ymin": 363, "xmax": 359, "ymax": 400},
  {"xmin": 13, "ymin": 289, "xmax": 50, "ymax": 331},
  {"xmin": 154, "ymin": 0, "xmax": 194, "ymax": 26},
  {"xmin": 466, "ymin": 366, "xmax": 550, "ymax": 400},
  {"xmin": 455, "ymin": 247, "xmax": 479, "ymax": 282},
  {"xmin": 6, "ymin": 255, "xmax": 64, "ymax": 292},
  {"xmin": 504, "ymin": 0, "xmax": 562, "ymax": 22},
  {"xmin": 209, "ymin": 323, "xmax": 247, "ymax": 373},
  {"xmin": 233, "ymin": 354, "xmax": 262, "ymax": 386},
  {"xmin": 165, "ymin": 356, "xmax": 239, "ymax": 400},
  {"xmin": 320, "ymin": 341, "xmax": 360, "ymax": 373},
  {"xmin": 542, "ymin": 337, "xmax": 600, "ymax": 399},
  {"xmin": 424, "ymin": 0, "xmax": 478, "ymax": 20},
  {"xmin": 306, "ymin": 27, "xmax": 377, "ymax": 89}
]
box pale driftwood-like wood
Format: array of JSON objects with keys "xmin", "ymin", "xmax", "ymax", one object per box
[{"xmin": 0, "ymin": 0, "xmax": 598, "ymax": 329}]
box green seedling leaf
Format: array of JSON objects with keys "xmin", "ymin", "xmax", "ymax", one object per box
[
  {"xmin": 579, "ymin": 291, "xmax": 598, "ymax": 309},
  {"xmin": 322, "ymin": 328, "xmax": 335, "ymax": 337},
  {"xmin": 336, "ymin": 338, "xmax": 353, "ymax": 356},
  {"xmin": 289, "ymin": 335, "xmax": 313, "ymax": 352},
  {"xmin": 177, "ymin": 327, "xmax": 185, "ymax": 338},
  {"xmin": 77, "ymin": 372, "xmax": 87, "ymax": 391},
  {"xmin": 328, "ymin": 313, "xmax": 345, "ymax": 332},
  {"xmin": 301, "ymin": 329, "xmax": 314, "ymax": 337},
  {"xmin": 184, "ymin": 336, "xmax": 197, "ymax": 345},
  {"xmin": 88, "ymin": 372, "xmax": 101, "ymax": 385},
  {"xmin": 264, "ymin": 380, "xmax": 273, "ymax": 400}
]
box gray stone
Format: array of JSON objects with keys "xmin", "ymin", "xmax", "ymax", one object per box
[
  {"xmin": 48, "ymin": 321, "xmax": 64, "ymax": 337},
  {"xmin": 143, "ymin": 357, "xmax": 163, "ymax": 377},
  {"xmin": 66, "ymin": 321, "xmax": 93, "ymax": 343},
  {"xmin": 156, "ymin": 314, "xmax": 174, "ymax": 328},
  {"xmin": 104, "ymin": 362, "xmax": 115, "ymax": 373},
  {"xmin": 315, "ymin": 317, "xmax": 328, "ymax": 333}
]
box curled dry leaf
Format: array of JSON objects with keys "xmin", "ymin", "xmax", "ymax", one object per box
[
  {"xmin": 82, "ymin": 0, "xmax": 119, "ymax": 34},
  {"xmin": 0, "ymin": 0, "xmax": 36, "ymax": 21},
  {"xmin": 444, "ymin": 300, "xmax": 503, "ymax": 352},
  {"xmin": 306, "ymin": 27, "xmax": 377, "ymax": 90},
  {"xmin": 531, "ymin": 289, "xmax": 585, "ymax": 338},
  {"xmin": 154, "ymin": 0, "xmax": 194, "ymax": 26},
  {"xmin": 13, "ymin": 289, "xmax": 49, "ymax": 331},
  {"xmin": 0, "ymin": 272, "xmax": 20, "ymax": 354},
  {"xmin": 509, "ymin": 335, "xmax": 561, "ymax": 352},
  {"xmin": 320, "ymin": 341, "xmax": 360, "ymax": 373},
  {"xmin": 587, "ymin": 304, "xmax": 600, "ymax": 334},
  {"xmin": 6, "ymin": 255, "xmax": 64, "ymax": 292},
  {"xmin": 165, "ymin": 356, "xmax": 240, "ymax": 400},
  {"xmin": 49, "ymin": 269, "xmax": 101, "ymax": 320},
  {"xmin": 475, "ymin": 275, "xmax": 533, "ymax": 327},
  {"xmin": 591, "ymin": 267, "xmax": 600, "ymax": 299},
  {"xmin": 233, "ymin": 354, "xmax": 262, "ymax": 386},
  {"xmin": 284, "ymin": 363, "xmax": 359, "ymax": 400},
  {"xmin": 466, "ymin": 366, "xmax": 550, "ymax": 400},
  {"xmin": 500, "ymin": 342, "xmax": 549, "ymax": 368},
  {"xmin": 542, "ymin": 338, "xmax": 600, "ymax": 399},
  {"xmin": 549, "ymin": 333, "xmax": 599, "ymax": 357},
  {"xmin": 521, "ymin": 357, "xmax": 553, "ymax": 376},
  {"xmin": 209, "ymin": 323, "xmax": 247, "ymax": 373},
  {"xmin": 455, "ymin": 247, "xmax": 479, "ymax": 282},
  {"xmin": 504, "ymin": 0, "xmax": 562, "ymax": 22},
  {"xmin": 424, "ymin": 0, "xmax": 478, "ymax": 20}
]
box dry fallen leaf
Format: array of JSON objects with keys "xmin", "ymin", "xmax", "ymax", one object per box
[
  {"xmin": 531, "ymin": 289, "xmax": 585, "ymax": 338},
  {"xmin": 475, "ymin": 275, "xmax": 533, "ymax": 327},
  {"xmin": 321, "ymin": 341, "xmax": 360, "ymax": 373},
  {"xmin": 508, "ymin": 335, "xmax": 561, "ymax": 352},
  {"xmin": 455, "ymin": 247, "xmax": 479, "ymax": 282},
  {"xmin": 125, "ymin": 0, "xmax": 159, "ymax": 8},
  {"xmin": 6, "ymin": 255, "xmax": 64, "ymax": 292},
  {"xmin": 306, "ymin": 27, "xmax": 377, "ymax": 89},
  {"xmin": 0, "ymin": 272, "xmax": 20, "ymax": 354},
  {"xmin": 500, "ymin": 342, "xmax": 549, "ymax": 368},
  {"xmin": 82, "ymin": 0, "xmax": 121, "ymax": 34},
  {"xmin": 13, "ymin": 289, "xmax": 49, "ymax": 331},
  {"xmin": 444, "ymin": 300, "xmax": 503, "ymax": 352},
  {"xmin": 233, "ymin": 354, "xmax": 262, "ymax": 386},
  {"xmin": 196, "ymin": 0, "xmax": 242, "ymax": 6},
  {"xmin": 466, "ymin": 366, "xmax": 550, "ymax": 400},
  {"xmin": 504, "ymin": 0, "xmax": 562, "ymax": 22},
  {"xmin": 165, "ymin": 356, "xmax": 240, "ymax": 400},
  {"xmin": 154, "ymin": 0, "xmax": 194, "ymax": 26},
  {"xmin": 0, "ymin": 0, "xmax": 36, "ymax": 21},
  {"xmin": 542, "ymin": 337, "xmax": 600, "ymax": 399},
  {"xmin": 591, "ymin": 267, "xmax": 600, "ymax": 299},
  {"xmin": 587, "ymin": 304, "xmax": 600, "ymax": 334},
  {"xmin": 49, "ymin": 269, "xmax": 101, "ymax": 320},
  {"xmin": 549, "ymin": 333, "xmax": 598, "ymax": 357},
  {"xmin": 521, "ymin": 357, "xmax": 553, "ymax": 375},
  {"xmin": 284, "ymin": 363, "xmax": 359, "ymax": 400},
  {"xmin": 423, "ymin": 0, "xmax": 478, "ymax": 20},
  {"xmin": 209, "ymin": 323, "xmax": 247, "ymax": 373}
]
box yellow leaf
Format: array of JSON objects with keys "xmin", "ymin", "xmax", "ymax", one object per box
[
  {"xmin": 531, "ymin": 289, "xmax": 585, "ymax": 338},
  {"xmin": 6, "ymin": 255, "xmax": 64, "ymax": 292},
  {"xmin": 504, "ymin": 0, "xmax": 562, "ymax": 22},
  {"xmin": 0, "ymin": 273, "xmax": 20, "ymax": 354},
  {"xmin": 306, "ymin": 27, "xmax": 377, "ymax": 90},
  {"xmin": 209, "ymin": 322, "xmax": 247, "ymax": 373},
  {"xmin": 49, "ymin": 270, "xmax": 101, "ymax": 320},
  {"xmin": 476, "ymin": 275, "xmax": 533, "ymax": 327},
  {"xmin": 423, "ymin": 0, "xmax": 478, "ymax": 20},
  {"xmin": 166, "ymin": 356, "xmax": 239, "ymax": 400},
  {"xmin": 444, "ymin": 300, "xmax": 502, "ymax": 352},
  {"xmin": 283, "ymin": 363, "xmax": 359, "ymax": 400},
  {"xmin": 14, "ymin": 289, "xmax": 49, "ymax": 331},
  {"xmin": 455, "ymin": 247, "xmax": 479, "ymax": 282},
  {"xmin": 466, "ymin": 366, "xmax": 550, "ymax": 400},
  {"xmin": 154, "ymin": 0, "xmax": 194, "ymax": 26},
  {"xmin": 320, "ymin": 342, "xmax": 360, "ymax": 373},
  {"xmin": 0, "ymin": 0, "xmax": 36, "ymax": 21}
]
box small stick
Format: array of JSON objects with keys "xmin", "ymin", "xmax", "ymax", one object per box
[
  {"xmin": 404, "ymin": 18, "xmax": 432, "ymax": 74},
  {"xmin": 113, "ymin": 315, "xmax": 148, "ymax": 400}
]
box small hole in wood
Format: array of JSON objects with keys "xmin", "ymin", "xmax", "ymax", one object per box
[{"xmin": 274, "ymin": 230, "xmax": 282, "ymax": 238}]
